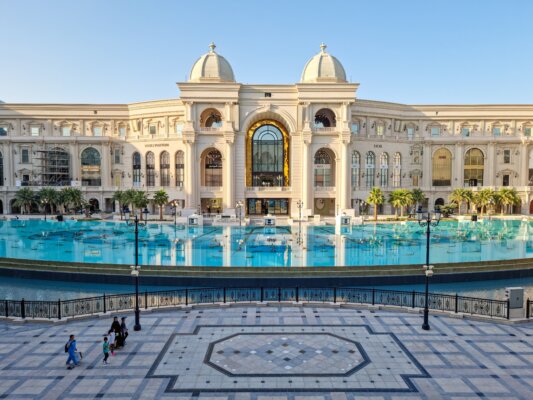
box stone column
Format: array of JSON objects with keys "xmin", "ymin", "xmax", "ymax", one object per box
[
  {"xmin": 302, "ymin": 137, "xmax": 312, "ymax": 215},
  {"xmin": 224, "ymin": 140, "xmax": 234, "ymax": 209},
  {"xmin": 487, "ymin": 142, "xmax": 495, "ymax": 186},
  {"xmin": 520, "ymin": 143, "xmax": 528, "ymax": 187},
  {"xmin": 185, "ymin": 141, "xmax": 196, "ymax": 209},
  {"xmin": 101, "ymin": 143, "xmax": 111, "ymax": 187},
  {"xmin": 340, "ymin": 140, "xmax": 350, "ymax": 210},
  {"xmin": 454, "ymin": 143, "xmax": 464, "ymax": 188},
  {"xmin": 422, "ymin": 142, "xmax": 431, "ymax": 189}
]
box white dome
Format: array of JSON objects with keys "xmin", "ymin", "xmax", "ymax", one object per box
[
  {"xmin": 300, "ymin": 44, "xmax": 347, "ymax": 83},
  {"xmin": 189, "ymin": 43, "xmax": 235, "ymax": 83}
]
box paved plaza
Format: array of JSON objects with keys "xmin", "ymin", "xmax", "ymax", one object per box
[{"xmin": 0, "ymin": 305, "xmax": 531, "ymax": 399}]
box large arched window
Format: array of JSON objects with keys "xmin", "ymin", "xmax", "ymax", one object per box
[
  {"xmin": 314, "ymin": 148, "xmax": 335, "ymax": 187},
  {"xmin": 351, "ymin": 151, "xmax": 360, "ymax": 188},
  {"xmin": 392, "ymin": 152, "xmax": 401, "ymax": 187},
  {"xmin": 200, "ymin": 108, "xmax": 222, "ymax": 128},
  {"xmin": 202, "ymin": 148, "xmax": 223, "ymax": 186},
  {"xmin": 432, "ymin": 148, "xmax": 452, "ymax": 186},
  {"xmin": 146, "ymin": 152, "xmax": 155, "ymax": 187},
  {"xmin": 464, "ymin": 148, "xmax": 484, "ymax": 187},
  {"xmin": 251, "ymin": 124, "xmax": 285, "ymax": 187},
  {"xmin": 0, "ymin": 151, "xmax": 3, "ymax": 186},
  {"xmin": 80, "ymin": 147, "xmax": 101, "ymax": 186},
  {"xmin": 379, "ymin": 153, "xmax": 389, "ymax": 187},
  {"xmin": 160, "ymin": 151, "xmax": 170, "ymax": 186},
  {"xmin": 175, "ymin": 150, "xmax": 184, "ymax": 187},
  {"xmin": 314, "ymin": 108, "xmax": 336, "ymax": 128},
  {"xmin": 365, "ymin": 151, "xmax": 375, "ymax": 187},
  {"xmin": 132, "ymin": 152, "xmax": 141, "ymax": 187}
]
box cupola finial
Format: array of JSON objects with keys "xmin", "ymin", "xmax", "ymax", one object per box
[
  {"xmin": 209, "ymin": 42, "xmax": 216, "ymax": 53},
  {"xmin": 320, "ymin": 43, "xmax": 327, "ymax": 53}
]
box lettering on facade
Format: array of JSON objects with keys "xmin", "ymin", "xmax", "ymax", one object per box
[
  {"xmin": 145, "ymin": 143, "xmax": 170, "ymax": 148},
  {"xmin": 373, "ymin": 144, "xmax": 382, "ymax": 148}
]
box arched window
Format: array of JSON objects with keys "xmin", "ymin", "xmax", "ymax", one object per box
[
  {"xmin": 392, "ymin": 152, "xmax": 401, "ymax": 187},
  {"xmin": 160, "ymin": 151, "xmax": 170, "ymax": 186},
  {"xmin": 202, "ymin": 148, "xmax": 222, "ymax": 186},
  {"xmin": 146, "ymin": 152, "xmax": 155, "ymax": 187},
  {"xmin": 0, "ymin": 151, "xmax": 3, "ymax": 186},
  {"xmin": 379, "ymin": 153, "xmax": 389, "ymax": 187},
  {"xmin": 200, "ymin": 108, "xmax": 222, "ymax": 128},
  {"xmin": 80, "ymin": 147, "xmax": 101, "ymax": 186},
  {"xmin": 252, "ymin": 124, "xmax": 285, "ymax": 187},
  {"xmin": 365, "ymin": 151, "xmax": 375, "ymax": 187},
  {"xmin": 314, "ymin": 148, "xmax": 335, "ymax": 187},
  {"xmin": 132, "ymin": 152, "xmax": 141, "ymax": 187},
  {"xmin": 464, "ymin": 148, "xmax": 484, "ymax": 187},
  {"xmin": 351, "ymin": 151, "xmax": 360, "ymax": 188},
  {"xmin": 175, "ymin": 150, "xmax": 184, "ymax": 187},
  {"xmin": 314, "ymin": 108, "xmax": 336, "ymax": 128},
  {"xmin": 432, "ymin": 148, "xmax": 452, "ymax": 186}
]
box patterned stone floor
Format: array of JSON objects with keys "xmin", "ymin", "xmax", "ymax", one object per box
[{"xmin": 0, "ymin": 305, "xmax": 531, "ymax": 399}]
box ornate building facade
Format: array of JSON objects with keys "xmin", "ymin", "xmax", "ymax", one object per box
[{"xmin": 1, "ymin": 43, "xmax": 533, "ymax": 216}]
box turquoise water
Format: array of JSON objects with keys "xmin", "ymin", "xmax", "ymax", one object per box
[{"xmin": 1, "ymin": 219, "xmax": 533, "ymax": 267}]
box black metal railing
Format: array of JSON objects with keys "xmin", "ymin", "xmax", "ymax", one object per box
[
  {"xmin": 527, "ymin": 298, "xmax": 532, "ymax": 319},
  {"xmin": 0, "ymin": 287, "xmax": 511, "ymax": 321}
]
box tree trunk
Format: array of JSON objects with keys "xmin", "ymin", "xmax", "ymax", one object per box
[
  {"xmin": 159, "ymin": 205, "xmax": 163, "ymax": 221},
  {"xmin": 374, "ymin": 205, "xmax": 378, "ymax": 221}
]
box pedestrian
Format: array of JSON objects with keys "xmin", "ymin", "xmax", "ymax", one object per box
[
  {"xmin": 102, "ymin": 336, "xmax": 110, "ymax": 365},
  {"xmin": 65, "ymin": 334, "xmax": 80, "ymax": 369},
  {"xmin": 111, "ymin": 316, "xmax": 123, "ymax": 348},
  {"xmin": 120, "ymin": 317, "xmax": 129, "ymax": 346},
  {"xmin": 108, "ymin": 329, "xmax": 116, "ymax": 355}
]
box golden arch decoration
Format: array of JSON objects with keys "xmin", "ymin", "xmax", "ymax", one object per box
[{"xmin": 246, "ymin": 119, "xmax": 290, "ymax": 187}]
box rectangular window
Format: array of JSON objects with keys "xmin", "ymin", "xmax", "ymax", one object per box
[
  {"xmin": 175, "ymin": 123, "xmax": 184, "ymax": 136},
  {"xmin": 407, "ymin": 127, "xmax": 414, "ymax": 139},
  {"xmin": 431, "ymin": 127, "xmax": 441, "ymax": 137},
  {"xmin": 93, "ymin": 126, "xmax": 102, "ymax": 136},
  {"xmin": 492, "ymin": 127, "xmax": 501, "ymax": 136},
  {"xmin": 503, "ymin": 149, "xmax": 511, "ymax": 164},
  {"xmin": 149, "ymin": 124, "xmax": 157, "ymax": 135},
  {"xmin": 461, "ymin": 127, "xmax": 470, "ymax": 137},
  {"xmin": 351, "ymin": 123, "xmax": 359, "ymax": 134},
  {"xmin": 503, "ymin": 174, "xmax": 510, "ymax": 186},
  {"xmin": 62, "ymin": 126, "xmax": 71, "ymax": 137},
  {"xmin": 114, "ymin": 149, "xmax": 121, "ymax": 164},
  {"xmin": 30, "ymin": 126, "xmax": 40, "ymax": 137},
  {"xmin": 0, "ymin": 126, "xmax": 8, "ymax": 136},
  {"xmin": 525, "ymin": 127, "xmax": 531, "ymax": 137},
  {"xmin": 119, "ymin": 126, "xmax": 126, "ymax": 137},
  {"xmin": 376, "ymin": 124, "xmax": 384, "ymax": 136},
  {"xmin": 21, "ymin": 149, "xmax": 29, "ymax": 163}
]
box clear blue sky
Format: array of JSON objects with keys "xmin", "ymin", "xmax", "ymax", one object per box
[{"xmin": 1, "ymin": 0, "xmax": 532, "ymax": 104}]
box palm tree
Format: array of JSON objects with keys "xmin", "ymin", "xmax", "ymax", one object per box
[
  {"xmin": 389, "ymin": 189, "xmax": 413, "ymax": 218},
  {"xmin": 497, "ymin": 187, "xmax": 521, "ymax": 215},
  {"xmin": 153, "ymin": 189, "xmax": 169, "ymax": 220},
  {"xmin": 389, "ymin": 191, "xmax": 401, "ymax": 218},
  {"xmin": 60, "ymin": 187, "xmax": 84, "ymax": 213},
  {"xmin": 410, "ymin": 188, "xmax": 425, "ymax": 214},
  {"xmin": 112, "ymin": 190, "xmax": 126, "ymax": 220},
  {"xmin": 37, "ymin": 187, "xmax": 58, "ymax": 215},
  {"xmin": 14, "ymin": 187, "xmax": 36, "ymax": 214},
  {"xmin": 132, "ymin": 191, "xmax": 150, "ymax": 221},
  {"xmin": 367, "ymin": 187, "xmax": 384, "ymax": 221},
  {"xmin": 123, "ymin": 189, "xmax": 138, "ymax": 214},
  {"xmin": 448, "ymin": 188, "xmax": 472, "ymax": 215},
  {"xmin": 472, "ymin": 189, "xmax": 495, "ymax": 216}
]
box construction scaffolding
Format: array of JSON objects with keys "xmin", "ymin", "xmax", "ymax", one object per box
[{"xmin": 34, "ymin": 147, "xmax": 71, "ymax": 186}]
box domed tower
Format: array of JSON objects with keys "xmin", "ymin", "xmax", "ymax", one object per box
[
  {"xmin": 300, "ymin": 43, "xmax": 347, "ymax": 83},
  {"xmin": 188, "ymin": 42, "xmax": 235, "ymax": 83}
]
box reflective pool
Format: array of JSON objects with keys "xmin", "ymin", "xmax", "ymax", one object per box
[{"xmin": 0, "ymin": 219, "xmax": 533, "ymax": 267}]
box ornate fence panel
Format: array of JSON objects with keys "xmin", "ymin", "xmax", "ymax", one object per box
[
  {"xmin": 337, "ymin": 288, "xmax": 373, "ymax": 304},
  {"xmin": 188, "ymin": 288, "xmax": 224, "ymax": 305},
  {"xmin": 61, "ymin": 296, "xmax": 105, "ymax": 318},
  {"xmin": 105, "ymin": 294, "xmax": 135, "ymax": 314},
  {"xmin": 24, "ymin": 300, "xmax": 57, "ymax": 319},
  {"xmin": 456, "ymin": 296, "xmax": 508, "ymax": 318},
  {"xmin": 298, "ymin": 288, "xmax": 334, "ymax": 303},
  {"xmin": 374, "ymin": 289, "xmax": 413, "ymax": 308},
  {"xmin": 147, "ymin": 290, "xmax": 186, "ymax": 308},
  {"xmin": 225, "ymin": 288, "xmax": 261, "ymax": 303}
]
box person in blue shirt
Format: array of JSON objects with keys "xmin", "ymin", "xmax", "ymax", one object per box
[{"xmin": 65, "ymin": 334, "xmax": 80, "ymax": 369}]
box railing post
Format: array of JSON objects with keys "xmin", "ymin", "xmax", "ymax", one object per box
[
  {"xmin": 5, "ymin": 300, "xmax": 8, "ymax": 318},
  {"xmin": 334, "ymin": 287, "xmax": 337, "ymax": 304},
  {"xmin": 58, "ymin": 299, "xmax": 61, "ymax": 320},
  {"xmin": 185, "ymin": 289, "xmax": 188, "ymax": 306},
  {"xmin": 296, "ymin": 287, "xmax": 299, "ymax": 303},
  {"xmin": 145, "ymin": 291, "xmax": 148, "ymax": 310},
  {"xmin": 21, "ymin": 298, "xmax": 25, "ymax": 319},
  {"xmin": 507, "ymin": 299, "xmax": 510, "ymax": 320},
  {"xmin": 260, "ymin": 287, "xmax": 264, "ymax": 303},
  {"xmin": 527, "ymin": 299, "xmax": 530, "ymax": 319},
  {"xmin": 455, "ymin": 293, "xmax": 458, "ymax": 314},
  {"xmin": 372, "ymin": 289, "xmax": 375, "ymax": 306},
  {"xmin": 103, "ymin": 294, "xmax": 106, "ymax": 314},
  {"xmin": 278, "ymin": 287, "xmax": 281, "ymax": 302},
  {"xmin": 223, "ymin": 287, "xmax": 226, "ymax": 304},
  {"xmin": 412, "ymin": 291, "xmax": 415, "ymax": 308}
]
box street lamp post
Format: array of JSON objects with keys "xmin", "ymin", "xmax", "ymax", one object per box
[
  {"xmin": 235, "ymin": 200, "xmax": 244, "ymax": 227},
  {"xmin": 296, "ymin": 200, "xmax": 303, "ymax": 246},
  {"xmin": 125, "ymin": 208, "xmax": 143, "ymax": 332},
  {"xmin": 417, "ymin": 208, "xmax": 441, "ymax": 330}
]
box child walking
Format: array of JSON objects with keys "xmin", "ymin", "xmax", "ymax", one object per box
[
  {"xmin": 108, "ymin": 330, "xmax": 116, "ymax": 355},
  {"xmin": 102, "ymin": 336, "xmax": 110, "ymax": 365}
]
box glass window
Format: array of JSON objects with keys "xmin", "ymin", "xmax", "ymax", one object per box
[
  {"xmin": 119, "ymin": 126, "xmax": 126, "ymax": 137},
  {"xmin": 351, "ymin": 151, "xmax": 360, "ymax": 188},
  {"xmin": 149, "ymin": 125, "xmax": 157, "ymax": 135},
  {"xmin": 503, "ymin": 149, "xmax": 511, "ymax": 164},
  {"xmin": 251, "ymin": 124, "xmax": 285, "ymax": 187},
  {"xmin": 314, "ymin": 109, "xmax": 336, "ymax": 128},
  {"xmin": 175, "ymin": 123, "xmax": 184, "ymax": 135},
  {"xmin": 351, "ymin": 123, "xmax": 359, "ymax": 134},
  {"xmin": 464, "ymin": 148, "xmax": 484, "ymax": 186},
  {"xmin": 431, "ymin": 127, "xmax": 440, "ymax": 137},
  {"xmin": 132, "ymin": 152, "xmax": 141, "ymax": 187},
  {"xmin": 246, "ymin": 198, "xmax": 289, "ymax": 215},
  {"xmin": 376, "ymin": 124, "xmax": 384, "ymax": 136},
  {"xmin": 0, "ymin": 126, "xmax": 7, "ymax": 136},
  {"xmin": 93, "ymin": 126, "xmax": 102, "ymax": 136},
  {"xmin": 62, "ymin": 126, "xmax": 71, "ymax": 137},
  {"xmin": 21, "ymin": 149, "xmax": 29, "ymax": 163},
  {"xmin": 524, "ymin": 127, "xmax": 531, "ymax": 137},
  {"xmin": 314, "ymin": 149, "xmax": 333, "ymax": 187},
  {"xmin": 365, "ymin": 152, "xmax": 375, "ymax": 187},
  {"xmin": 492, "ymin": 127, "xmax": 501, "ymax": 136},
  {"xmin": 30, "ymin": 126, "xmax": 40, "ymax": 137},
  {"xmin": 146, "ymin": 152, "xmax": 155, "ymax": 186},
  {"xmin": 407, "ymin": 127, "xmax": 414, "ymax": 139},
  {"xmin": 160, "ymin": 151, "xmax": 170, "ymax": 186},
  {"xmin": 379, "ymin": 153, "xmax": 389, "ymax": 187},
  {"xmin": 80, "ymin": 147, "xmax": 101, "ymax": 186},
  {"xmin": 114, "ymin": 149, "xmax": 121, "ymax": 164},
  {"xmin": 0, "ymin": 151, "xmax": 3, "ymax": 186},
  {"xmin": 204, "ymin": 149, "xmax": 222, "ymax": 186},
  {"xmin": 432, "ymin": 148, "xmax": 452, "ymax": 186},
  {"xmin": 503, "ymin": 174, "xmax": 510, "ymax": 186},
  {"xmin": 461, "ymin": 127, "xmax": 470, "ymax": 137},
  {"xmin": 175, "ymin": 151, "xmax": 184, "ymax": 187},
  {"xmin": 392, "ymin": 152, "xmax": 401, "ymax": 187}
]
